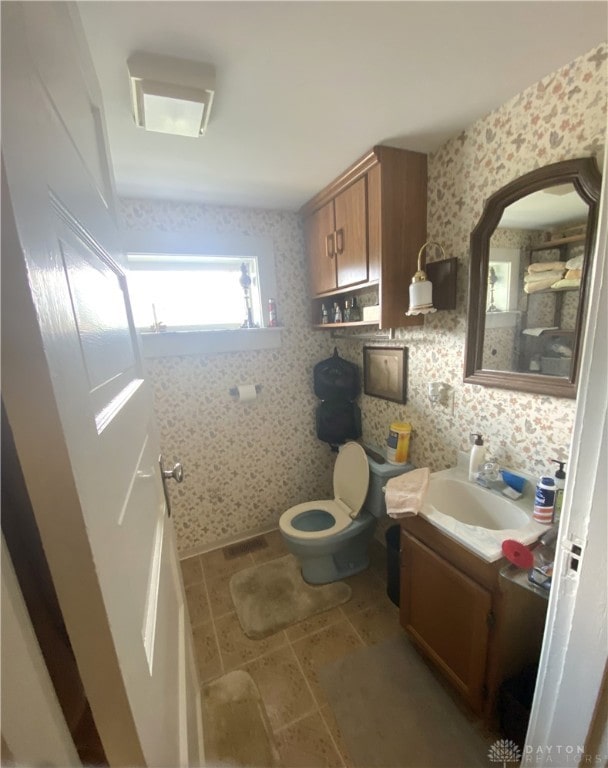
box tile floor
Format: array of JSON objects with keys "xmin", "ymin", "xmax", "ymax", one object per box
[{"xmin": 181, "ymin": 530, "xmax": 475, "ymax": 767}]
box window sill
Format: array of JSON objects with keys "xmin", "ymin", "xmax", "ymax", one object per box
[{"xmin": 139, "ymin": 328, "xmax": 283, "ymax": 358}]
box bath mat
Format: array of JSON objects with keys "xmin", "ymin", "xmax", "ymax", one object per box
[
  {"xmin": 318, "ymin": 635, "xmax": 492, "ymax": 768},
  {"xmin": 229, "ymin": 554, "xmax": 351, "ymax": 639},
  {"xmin": 202, "ymin": 670, "xmax": 281, "ymax": 767}
]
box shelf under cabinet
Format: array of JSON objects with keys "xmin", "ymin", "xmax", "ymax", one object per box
[
  {"xmin": 312, "ymin": 320, "xmax": 378, "ymax": 329},
  {"xmin": 311, "ymin": 280, "xmax": 379, "ymax": 300}
]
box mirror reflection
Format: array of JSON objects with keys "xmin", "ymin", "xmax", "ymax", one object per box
[
  {"xmin": 482, "ymin": 184, "xmax": 589, "ymax": 377},
  {"xmin": 465, "ymin": 157, "xmax": 601, "ymax": 399}
]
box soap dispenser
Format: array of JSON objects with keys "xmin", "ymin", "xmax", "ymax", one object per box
[
  {"xmin": 551, "ymin": 459, "xmax": 567, "ymax": 523},
  {"xmin": 469, "ymin": 433, "xmax": 486, "ymax": 481}
]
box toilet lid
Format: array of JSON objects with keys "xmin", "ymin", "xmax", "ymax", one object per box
[{"xmin": 334, "ymin": 442, "xmax": 370, "ymax": 518}]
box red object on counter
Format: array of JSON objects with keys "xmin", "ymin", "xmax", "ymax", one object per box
[{"xmin": 502, "ymin": 539, "xmax": 534, "ymax": 570}]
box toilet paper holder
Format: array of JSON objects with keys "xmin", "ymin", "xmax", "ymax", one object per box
[{"xmin": 229, "ymin": 384, "xmax": 262, "ymax": 398}]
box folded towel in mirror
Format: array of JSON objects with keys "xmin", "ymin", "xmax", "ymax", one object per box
[
  {"xmin": 551, "ymin": 278, "xmax": 581, "ymax": 291},
  {"xmin": 522, "ymin": 326, "xmax": 558, "ymax": 336},
  {"xmin": 385, "ymin": 467, "xmax": 430, "ymax": 518},
  {"xmin": 524, "ymin": 270, "xmax": 564, "ymax": 283},
  {"xmin": 528, "ymin": 260, "xmax": 566, "ymax": 273},
  {"xmin": 524, "ymin": 278, "xmax": 557, "ymax": 293},
  {"xmin": 566, "ymin": 253, "xmax": 584, "ymax": 270}
]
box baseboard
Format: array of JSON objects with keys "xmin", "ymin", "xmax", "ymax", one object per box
[{"xmin": 179, "ymin": 523, "xmax": 280, "ymax": 561}]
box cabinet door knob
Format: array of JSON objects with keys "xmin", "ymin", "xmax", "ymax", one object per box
[
  {"xmin": 326, "ymin": 232, "xmax": 336, "ymax": 259},
  {"xmin": 335, "ymin": 227, "xmax": 344, "ymax": 255}
]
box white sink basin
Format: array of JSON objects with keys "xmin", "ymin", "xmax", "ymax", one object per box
[
  {"xmin": 425, "ymin": 477, "xmax": 530, "ymax": 530},
  {"xmin": 420, "ymin": 466, "xmax": 548, "ymax": 562}
]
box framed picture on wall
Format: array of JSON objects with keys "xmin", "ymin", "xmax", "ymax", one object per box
[{"xmin": 363, "ymin": 346, "xmax": 408, "ymax": 403}]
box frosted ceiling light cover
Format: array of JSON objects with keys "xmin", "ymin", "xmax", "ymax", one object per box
[
  {"xmin": 142, "ymin": 93, "xmax": 205, "ymax": 137},
  {"xmin": 128, "ymin": 52, "xmax": 215, "ymax": 137}
]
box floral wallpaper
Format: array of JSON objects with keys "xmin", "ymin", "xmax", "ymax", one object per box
[
  {"xmin": 120, "ymin": 202, "xmax": 337, "ymax": 555},
  {"xmin": 121, "ymin": 41, "xmax": 606, "ymax": 555},
  {"xmin": 338, "ymin": 41, "xmax": 606, "ymax": 480}
]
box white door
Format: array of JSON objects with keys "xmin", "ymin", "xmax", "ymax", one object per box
[{"xmin": 1, "ymin": 4, "xmax": 202, "ymax": 766}]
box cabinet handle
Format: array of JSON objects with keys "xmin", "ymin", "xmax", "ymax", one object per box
[
  {"xmin": 326, "ymin": 232, "xmax": 336, "ymax": 259},
  {"xmin": 335, "ymin": 227, "xmax": 344, "ymax": 255}
]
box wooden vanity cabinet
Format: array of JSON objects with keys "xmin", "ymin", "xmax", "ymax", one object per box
[
  {"xmin": 399, "ymin": 516, "xmax": 548, "ymax": 723},
  {"xmin": 401, "ymin": 533, "xmax": 492, "ymax": 715},
  {"xmin": 301, "ymin": 146, "xmax": 427, "ymax": 329}
]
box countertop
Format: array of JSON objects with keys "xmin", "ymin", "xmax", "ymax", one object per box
[{"xmin": 500, "ymin": 562, "xmax": 551, "ymax": 600}]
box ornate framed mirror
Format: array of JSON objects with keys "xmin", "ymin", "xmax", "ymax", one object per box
[{"xmin": 464, "ymin": 158, "xmax": 601, "ymax": 398}]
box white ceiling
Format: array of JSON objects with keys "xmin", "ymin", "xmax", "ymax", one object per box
[
  {"xmin": 78, "ymin": 1, "xmax": 607, "ymax": 211},
  {"xmin": 500, "ymin": 187, "xmax": 590, "ymax": 229}
]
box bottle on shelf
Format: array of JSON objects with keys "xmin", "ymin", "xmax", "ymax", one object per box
[
  {"xmin": 350, "ymin": 296, "xmax": 361, "ymax": 322},
  {"xmin": 343, "ymin": 299, "xmax": 351, "ymax": 322},
  {"xmin": 321, "ymin": 304, "xmax": 329, "ymax": 324},
  {"xmin": 268, "ymin": 298, "xmax": 278, "ymax": 327},
  {"xmin": 333, "ymin": 301, "xmax": 342, "ymax": 323}
]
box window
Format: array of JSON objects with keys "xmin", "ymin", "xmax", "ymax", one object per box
[
  {"xmin": 485, "ymin": 247, "xmax": 522, "ymax": 330},
  {"xmin": 126, "ymin": 253, "xmax": 261, "ymax": 331},
  {"xmin": 122, "ymin": 230, "xmax": 280, "ymax": 357},
  {"xmin": 487, "ymin": 248, "xmax": 521, "ymax": 312}
]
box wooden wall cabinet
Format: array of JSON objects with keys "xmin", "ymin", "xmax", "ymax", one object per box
[
  {"xmin": 308, "ymin": 177, "xmax": 368, "ymax": 294},
  {"xmin": 399, "ymin": 516, "xmax": 547, "ymax": 722},
  {"xmin": 301, "ymin": 146, "xmax": 428, "ymax": 330}
]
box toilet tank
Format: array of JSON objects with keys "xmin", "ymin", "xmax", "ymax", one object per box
[{"xmin": 363, "ymin": 449, "xmax": 414, "ymax": 518}]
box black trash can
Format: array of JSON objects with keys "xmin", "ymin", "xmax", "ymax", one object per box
[
  {"xmin": 497, "ymin": 663, "xmax": 539, "ymax": 749},
  {"xmin": 385, "ymin": 525, "xmax": 401, "ymax": 607}
]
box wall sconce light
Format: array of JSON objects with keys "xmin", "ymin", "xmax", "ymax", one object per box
[
  {"xmin": 128, "ymin": 52, "xmax": 215, "ymax": 137},
  {"xmin": 406, "ymin": 241, "xmax": 446, "ymax": 316}
]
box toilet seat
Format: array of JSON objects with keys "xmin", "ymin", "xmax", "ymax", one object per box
[
  {"xmin": 279, "ymin": 442, "xmax": 370, "ymax": 541},
  {"xmin": 279, "ymin": 500, "xmax": 353, "ymax": 540}
]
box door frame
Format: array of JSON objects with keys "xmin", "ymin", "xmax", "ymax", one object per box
[
  {"xmin": 525, "ymin": 149, "xmax": 607, "ymax": 759},
  {"xmin": 1, "ymin": 536, "xmax": 80, "ymax": 766}
]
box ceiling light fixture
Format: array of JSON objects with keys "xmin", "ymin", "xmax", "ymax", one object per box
[{"xmin": 127, "ymin": 52, "xmax": 215, "ymax": 138}]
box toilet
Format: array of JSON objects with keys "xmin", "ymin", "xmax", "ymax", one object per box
[{"xmin": 279, "ymin": 442, "xmax": 413, "ymax": 584}]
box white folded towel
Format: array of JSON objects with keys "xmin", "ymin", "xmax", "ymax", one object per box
[
  {"xmin": 566, "ymin": 254, "xmax": 584, "ymax": 270},
  {"xmin": 524, "ymin": 278, "xmax": 556, "ymax": 294},
  {"xmin": 522, "ymin": 327, "xmax": 558, "ymax": 336},
  {"xmin": 551, "ymin": 278, "xmax": 581, "ymax": 291},
  {"xmin": 524, "ymin": 270, "xmax": 564, "ymax": 284},
  {"xmin": 385, "ymin": 467, "xmax": 430, "ymax": 518},
  {"xmin": 528, "ymin": 260, "xmax": 566, "ymax": 273}
]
